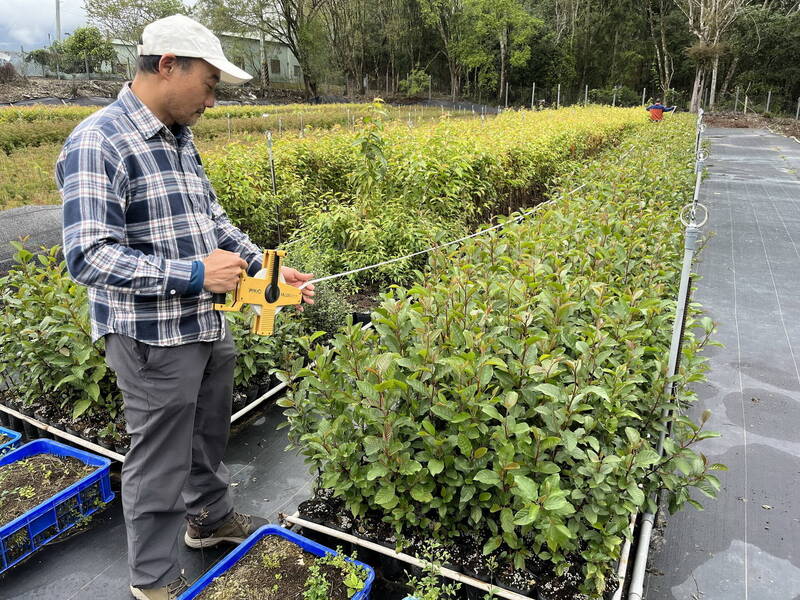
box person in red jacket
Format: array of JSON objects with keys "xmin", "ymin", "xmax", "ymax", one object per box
[{"xmin": 646, "ymin": 99, "xmax": 676, "ymax": 121}]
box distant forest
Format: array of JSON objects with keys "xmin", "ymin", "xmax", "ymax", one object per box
[{"xmin": 86, "ymin": 0, "xmax": 800, "ymax": 112}]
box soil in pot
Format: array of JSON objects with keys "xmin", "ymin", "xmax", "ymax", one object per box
[
  {"xmin": 496, "ymin": 563, "xmax": 537, "ymax": 596},
  {"xmin": 536, "ymin": 562, "xmax": 587, "ymax": 600},
  {"xmin": 459, "ymin": 532, "xmax": 499, "ymax": 583},
  {"xmin": 298, "ymin": 497, "xmax": 338, "ymax": 526},
  {"xmin": 232, "ymin": 390, "xmax": 248, "ymax": 412},
  {"xmin": 0, "ymin": 433, "xmax": 10, "ymax": 446},
  {"xmin": 195, "ymin": 534, "xmax": 369, "ymax": 600},
  {"xmin": 353, "ymin": 511, "xmax": 397, "ymax": 548},
  {"xmin": 0, "ymin": 453, "xmax": 95, "ymax": 527}
]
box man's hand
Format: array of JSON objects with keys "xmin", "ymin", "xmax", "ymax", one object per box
[
  {"xmin": 281, "ymin": 266, "xmax": 315, "ymax": 311},
  {"xmin": 203, "ymin": 249, "xmax": 247, "ymax": 293}
]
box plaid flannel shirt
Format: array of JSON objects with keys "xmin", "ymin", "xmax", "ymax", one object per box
[{"xmin": 57, "ymin": 84, "xmax": 263, "ymax": 346}]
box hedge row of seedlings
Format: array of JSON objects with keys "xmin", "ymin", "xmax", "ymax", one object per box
[
  {"xmin": 278, "ymin": 117, "xmax": 723, "ymax": 598},
  {"xmin": 0, "ymin": 102, "xmax": 471, "ymax": 153},
  {"xmin": 0, "ymin": 106, "xmax": 644, "ymax": 454},
  {"xmin": 204, "ymin": 103, "xmax": 643, "ymax": 292}
]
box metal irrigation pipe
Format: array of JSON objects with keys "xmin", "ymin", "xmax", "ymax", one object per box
[{"xmin": 627, "ymin": 186, "xmax": 708, "ymax": 600}]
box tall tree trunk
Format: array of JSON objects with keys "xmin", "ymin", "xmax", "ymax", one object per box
[
  {"xmin": 258, "ymin": 30, "xmax": 268, "ymax": 96},
  {"xmin": 690, "ymin": 65, "xmax": 704, "ymax": 113},
  {"xmin": 450, "ymin": 60, "xmax": 460, "ymax": 102},
  {"xmin": 709, "ymin": 46, "xmax": 720, "ymax": 108},
  {"xmin": 719, "ymin": 55, "xmax": 738, "ymax": 99},
  {"xmin": 498, "ymin": 25, "xmax": 508, "ymax": 104}
]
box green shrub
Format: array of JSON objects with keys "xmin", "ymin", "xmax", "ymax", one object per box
[
  {"xmin": 0, "ymin": 243, "xmax": 118, "ymax": 419},
  {"xmin": 278, "ymin": 117, "xmax": 723, "ymax": 596},
  {"xmin": 0, "ymin": 243, "xmax": 298, "ymax": 422}
]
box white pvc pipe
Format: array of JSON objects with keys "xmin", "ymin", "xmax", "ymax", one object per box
[
  {"xmin": 0, "ymin": 403, "xmax": 125, "ymax": 462},
  {"xmin": 612, "ymin": 513, "xmax": 638, "ymax": 600},
  {"xmin": 284, "ymin": 513, "xmax": 535, "ymax": 600},
  {"xmin": 627, "ymin": 117, "xmax": 706, "ymax": 599}
]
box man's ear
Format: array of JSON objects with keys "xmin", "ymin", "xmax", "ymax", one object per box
[{"xmin": 158, "ymin": 54, "xmax": 179, "ymax": 78}]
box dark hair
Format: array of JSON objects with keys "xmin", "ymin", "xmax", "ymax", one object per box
[{"xmin": 137, "ymin": 55, "xmax": 199, "ymax": 74}]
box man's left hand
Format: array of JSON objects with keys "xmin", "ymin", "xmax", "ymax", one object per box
[{"xmin": 281, "ymin": 266, "xmax": 315, "ymax": 311}]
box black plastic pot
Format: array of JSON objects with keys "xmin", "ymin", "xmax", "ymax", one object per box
[
  {"xmin": 21, "ymin": 419, "xmax": 36, "ymax": 441},
  {"xmin": 35, "ymin": 426, "xmax": 53, "ymax": 440},
  {"xmin": 9, "ymin": 415, "xmax": 23, "ymax": 433},
  {"xmin": 114, "ymin": 443, "xmax": 130, "ymax": 455},
  {"xmin": 352, "ymin": 312, "xmax": 372, "ymax": 326},
  {"xmin": 96, "ymin": 437, "xmax": 115, "ymax": 451},
  {"xmin": 0, "ymin": 410, "xmax": 9, "ymax": 427}
]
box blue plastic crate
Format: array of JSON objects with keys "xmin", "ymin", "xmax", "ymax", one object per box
[
  {"xmin": 180, "ymin": 525, "xmax": 376, "ymax": 599},
  {"xmin": 0, "ymin": 439, "xmax": 115, "ymax": 574},
  {"xmin": 0, "ymin": 425, "xmax": 21, "ymax": 455}
]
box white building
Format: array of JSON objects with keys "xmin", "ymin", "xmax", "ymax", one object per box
[{"xmin": 112, "ymin": 32, "xmax": 302, "ymax": 84}]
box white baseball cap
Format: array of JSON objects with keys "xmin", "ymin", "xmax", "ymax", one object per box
[{"xmin": 137, "ymin": 14, "xmax": 252, "ymax": 84}]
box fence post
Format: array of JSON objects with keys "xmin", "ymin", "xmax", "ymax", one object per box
[
  {"xmin": 766, "ymin": 90, "xmax": 772, "ymax": 114},
  {"xmin": 428, "ymin": 76, "xmax": 432, "ymax": 100},
  {"xmin": 734, "ymin": 86, "xmax": 740, "ymax": 112},
  {"xmin": 744, "ymin": 95, "xmax": 749, "ymax": 114},
  {"xmin": 227, "ymin": 114, "xmax": 231, "ymax": 140},
  {"xmin": 795, "ymin": 97, "xmax": 799, "ymax": 121},
  {"xmin": 612, "ymin": 86, "xmax": 617, "ymax": 107},
  {"xmin": 505, "ymin": 81, "xmax": 509, "ymax": 108},
  {"xmin": 642, "ymin": 87, "xmax": 646, "ymax": 105},
  {"xmin": 531, "ymin": 82, "xmax": 535, "ymax": 110},
  {"xmin": 557, "ymin": 83, "xmax": 561, "ymax": 109},
  {"xmin": 585, "ymin": 84, "xmax": 588, "ymax": 105}
]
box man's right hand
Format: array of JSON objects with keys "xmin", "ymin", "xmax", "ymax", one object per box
[{"xmin": 203, "ymin": 249, "xmax": 248, "ymax": 293}]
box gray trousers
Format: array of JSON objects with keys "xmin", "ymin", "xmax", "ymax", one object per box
[{"xmin": 105, "ymin": 329, "xmax": 236, "ymax": 588}]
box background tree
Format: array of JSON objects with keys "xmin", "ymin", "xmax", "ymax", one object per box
[
  {"xmin": 83, "ymin": 0, "xmax": 189, "ymax": 45},
  {"xmin": 462, "ymin": 0, "xmax": 540, "ymax": 103},
  {"xmin": 673, "ymin": 0, "xmax": 749, "ymax": 111},
  {"xmin": 199, "ymin": 0, "xmax": 331, "ymax": 98},
  {"xmin": 418, "ymin": 0, "xmax": 466, "ymax": 100},
  {"xmin": 61, "ymin": 26, "xmax": 118, "ymax": 74},
  {"xmin": 25, "ymin": 49, "xmax": 57, "ymax": 77}
]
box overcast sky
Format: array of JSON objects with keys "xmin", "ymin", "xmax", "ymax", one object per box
[
  {"xmin": 0, "ymin": 0, "xmax": 197, "ymax": 52},
  {"xmin": 0, "ymin": 0, "xmax": 88, "ymax": 51}
]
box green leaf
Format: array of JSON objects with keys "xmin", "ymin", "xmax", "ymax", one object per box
[
  {"xmin": 72, "ymin": 399, "xmax": 91, "ymax": 419},
  {"xmin": 625, "ymin": 427, "xmax": 641, "ymax": 445},
  {"xmin": 366, "ymin": 463, "xmax": 389, "ymax": 480},
  {"xmin": 500, "ymin": 508, "xmax": 514, "ymax": 533},
  {"xmin": 535, "ymin": 383, "xmax": 562, "ymax": 400},
  {"xmin": 411, "ymin": 485, "xmax": 433, "ymax": 503},
  {"xmin": 474, "ymin": 470, "xmax": 501, "ymax": 486},
  {"xmin": 513, "ymin": 504, "xmax": 540, "ymax": 526},
  {"xmin": 374, "ymin": 485, "xmax": 398, "ymax": 509},
  {"xmin": 627, "ymin": 482, "xmax": 645, "ymax": 506},
  {"xmin": 428, "ymin": 458, "xmax": 444, "ymax": 476},
  {"xmin": 483, "ymin": 535, "xmax": 502, "ymax": 555},
  {"xmin": 543, "ymin": 496, "xmax": 568, "ymax": 511},
  {"xmin": 513, "ymin": 475, "xmax": 538, "ymax": 502}
]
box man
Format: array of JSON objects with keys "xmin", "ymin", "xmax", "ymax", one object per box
[
  {"xmin": 646, "ymin": 99, "xmax": 676, "ymax": 122},
  {"xmin": 56, "ymin": 14, "xmax": 314, "ymax": 600}
]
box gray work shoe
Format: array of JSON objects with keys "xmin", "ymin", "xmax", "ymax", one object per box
[
  {"xmin": 184, "ymin": 511, "xmax": 267, "ymax": 548},
  {"xmin": 129, "ymin": 575, "xmax": 188, "ymax": 600}
]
